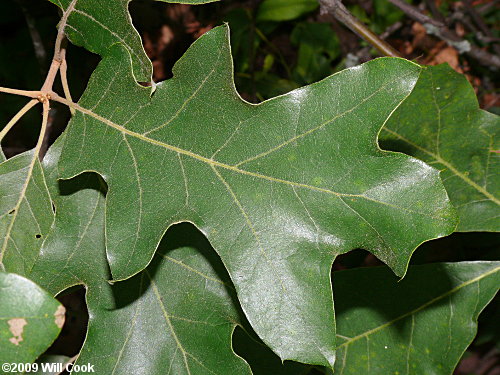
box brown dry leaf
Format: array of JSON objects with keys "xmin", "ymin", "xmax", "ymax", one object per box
[
  {"xmin": 430, "ymin": 46, "xmax": 463, "ymax": 72},
  {"xmin": 482, "ymin": 93, "xmax": 500, "ymax": 109},
  {"xmin": 411, "ymin": 22, "xmax": 428, "ymax": 48}
]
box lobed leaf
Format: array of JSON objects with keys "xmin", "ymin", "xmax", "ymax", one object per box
[
  {"xmin": 381, "ymin": 64, "xmax": 499, "ymax": 232},
  {"xmin": 30, "ymin": 136, "xmax": 252, "ymax": 375},
  {"xmin": 0, "ymin": 272, "xmax": 64, "ymax": 364},
  {"xmin": 47, "ymin": 0, "xmax": 219, "ymax": 83},
  {"xmin": 333, "ymin": 262, "xmax": 500, "ymax": 374},
  {"xmin": 57, "ymin": 25, "xmax": 456, "ymax": 366}
]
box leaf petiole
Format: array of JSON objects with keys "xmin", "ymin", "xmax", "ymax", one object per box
[{"xmin": 0, "ymin": 87, "xmax": 42, "ymax": 98}]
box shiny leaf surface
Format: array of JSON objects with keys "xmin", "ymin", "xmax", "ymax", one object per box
[
  {"xmin": 333, "ymin": 262, "xmax": 500, "ymax": 374},
  {"xmin": 30, "ymin": 137, "xmax": 252, "ymax": 375},
  {"xmin": 381, "ymin": 64, "xmax": 499, "ymax": 232},
  {"xmin": 58, "ymin": 25, "xmax": 456, "ymax": 366},
  {"xmin": 0, "ymin": 272, "xmax": 64, "ymax": 364}
]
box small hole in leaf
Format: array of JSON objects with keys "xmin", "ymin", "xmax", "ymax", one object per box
[{"xmin": 35, "ymin": 234, "xmax": 42, "ymax": 239}]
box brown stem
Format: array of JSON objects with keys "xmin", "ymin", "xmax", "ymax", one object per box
[
  {"xmin": 388, "ymin": 0, "xmax": 500, "ymax": 68},
  {"xmin": 1, "ymin": 0, "xmax": 77, "ymax": 158},
  {"xmin": 42, "ymin": 0, "xmax": 77, "ymax": 94},
  {"xmin": 462, "ymin": 0, "xmax": 500, "ymax": 55},
  {"xmin": 423, "ymin": 0, "xmax": 445, "ymax": 23},
  {"xmin": 318, "ymin": 0, "xmax": 401, "ymax": 58}
]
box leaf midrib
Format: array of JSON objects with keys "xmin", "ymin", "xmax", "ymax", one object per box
[
  {"xmin": 55, "ymin": 94, "xmax": 446, "ymax": 221},
  {"xmin": 382, "ymin": 127, "xmax": 500, "ymax": 205}
]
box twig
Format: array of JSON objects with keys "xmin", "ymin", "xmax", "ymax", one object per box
[
  {"xmin": 0, "ymin": 100, "xmax": 38, "ymax": 142},
  {"xmin": 387, "ymin": 0, "xmax": 500, "ymax": 68},
  {"xmin": 41, "ymin": 0, "xmax": 77, "ymax": 94},
  {"xmin": 318, "ymin": 0, "xmax": 401, "ymax": 58},
  {"xmin": 355, "ymin": 21, "xmax": 404, "ymax": 64},
  {"xmin": 0, "ymin": 0, "xmax": 77, "ymax": 162},
  {"xmin": 462, "ymin": 0, "xmax": 500, "ymax": 55},
  {"xmin": 389, "ymin": 0, "xmax": 442, "ymax": 27},
  {"xmin": 476, "ymin": 0, "xmax": 497, "ymax": 15},
  {"xmin": 463, "ymin": 0, "xmax": 494, "ymax": 36},
  {"xmin": 423, "ymin": 0, "xmax": 445, "ymax": 23}
]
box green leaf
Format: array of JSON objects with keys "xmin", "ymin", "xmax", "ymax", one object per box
[
  {"xmin": 0, "ymin": 150, "xmax": 54, "ymax": 276},
  {"xmin": 77, "ymin": 224, "xmax": 252, "ymax": 375},
  {"xmin": 30, "ymin": 136, "xmax": 109, "ymax": 294},
  {"xmin": 31, "ymin": 137, "xmax": 252, "ymax": 375},
  {"xmin": 333, "ymin": 262, "xmax": 500, "ymax": 374},
  {"xmin": 57, "ymin": 25, "xmax": 456, "ymax": 366},
  {"xmin": 257, "ymin": 0, "xmax": 319, "ymax": 22},
  {"xmin": 381, "ymin": 64, "xmax": 499, "ymax": 232},
  {"xmin": 0, "ymin": 272, "xmax": 65, "ymax": 364},
  {"xmin": 32, "ymin": 138, "xmax": 311, "ymax": 374},
  {"xmin": 47, "ymin": 0, "xmax": 219, "ymax": 82}
]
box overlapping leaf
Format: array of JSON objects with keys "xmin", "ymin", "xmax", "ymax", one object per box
[
  {"xmin": 381, "ymin": 64, "xmax": 499, "ymax": 232},
  {"xmin": 0, "ymin": 272, "xmax": 65, "ymax": 364},
  {"xmin": 57, "ymin": 25, "xmax": 456, "ymax": 366},
  {"xmin": 0, "ymin": 150, "xmax": 54, "ymax": 276},
  {"xmin": 30, "ymin": 136, "xmax": 253, "ymax": 375},
  {"xmin": 47, "ymin": 0, "xmax": 219, "ymax": 82},
  {"xmin": 333, "ymin": 262, "xmax": 500, "ymax": 374}
]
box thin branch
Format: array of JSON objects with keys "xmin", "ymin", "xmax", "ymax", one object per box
[
  {"xmin": 463, "ymin": 0, "xmax": 494, "ymax": 37},
  {"xmin": 387, "ymin": 0, "xmax": 500, "ymax": 68},
  {"xmin": 462, "ymin": 0, "xmax": 500, "ymax": 55},
  {"xmin": 0, "ymin": 99, "xmax": 39, "ymax": 143},
  {"xmin": 53, "ymin": 0, "xmax": 78, "ymax": 62},
  {"xmin": 41, "ymin": 0, "xmax": 77, "ymax": 93},
  {"xmin": 0, "ymin": 0, "xmax": 77, "ymax": 162},
  {"xmin": 318, "ymin": 0, "xmax": 401, "ymax": 58},
  {"xmin": 423, "ymin": 0, "xmax": 445, "ymax": 23}
]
